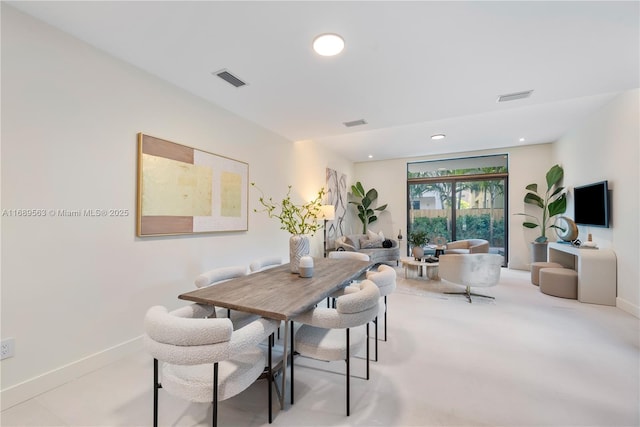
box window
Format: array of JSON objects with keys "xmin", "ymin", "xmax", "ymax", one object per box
[{"xmin": 407, "ymin": 154, "xmax": 508, "ymax": 265}]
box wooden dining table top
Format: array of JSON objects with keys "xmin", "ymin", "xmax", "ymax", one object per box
[{"xmin": 178, "ymin": 257, "xmax": 372, "ymax": 321}]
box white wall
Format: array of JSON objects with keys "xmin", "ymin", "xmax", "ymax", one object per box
[
  {"xmin": 353, "ymin": 145, "xmax": 555, "ymax": 269},
  {"xmin": 0, "ymin": 5, "xmax": 352, "ymax": 407},
  {"xmin": 554, "ymin": 89, "xmax": 640, "ymax": 316}
]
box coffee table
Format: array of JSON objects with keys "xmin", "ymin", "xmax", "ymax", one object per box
[{"xmin": 401, "ymin": 257, "xmax": 439, "ymax": 280}]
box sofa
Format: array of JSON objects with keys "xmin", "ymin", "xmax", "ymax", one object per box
[
  {"xmin": 445, "ymin": 239, "xmax": 489, "ymax": 254},
  {"xmin": 334, "ymin": 232, "xmax": 400, "ymax": 264}
]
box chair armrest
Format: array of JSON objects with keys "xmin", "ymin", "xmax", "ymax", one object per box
[
  {"xmin": 469, "ymin": 241, "xmax": 490, "ymax": 253},
  {"xmin": 229, "ymin": 317, "xmax": 280, "ymax": 354},
  {"xmin": 446, "ymin": 240, "xmax": 469, "ymax": 250}
]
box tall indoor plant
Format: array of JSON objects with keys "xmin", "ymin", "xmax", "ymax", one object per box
[
  {"xmin": 516, "ymin": 164, "xmax": 567, "ymax": 262},
  {"xmin": 252, "ymin": 183, "xmax": 326, "ymax": 273},
  {"xmin": 349, "ymin": 182, "xmax": 387, "ymax": 233}
]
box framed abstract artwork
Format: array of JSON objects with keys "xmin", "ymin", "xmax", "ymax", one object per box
[{"xmin": 136, "ymin": 133, "xmax": 248, "ymax": 236}]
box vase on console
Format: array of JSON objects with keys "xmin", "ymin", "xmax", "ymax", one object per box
[{"xmin": 289, "ymin": 234, "xmax": 310, "ymax": 273}]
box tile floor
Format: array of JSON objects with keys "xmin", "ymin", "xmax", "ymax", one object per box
[{"xmin": 2, "ymin": 268, "xmax": 639, "ymax": 426}]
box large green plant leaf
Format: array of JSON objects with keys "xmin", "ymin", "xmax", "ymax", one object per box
[
  {"xmin": 522, "ymin": 222, "xmax": 539, "ymax": 229},
  {"xmin": 375, "ymin": 204, "xmax": 388, "ymax": 211},
  {"xmin": 362, "ymin": 196, "xmax": 372, "ymax": 209},
  {"xmin": 525, "ymin": 183, "xmax": 538, "ymax": 192},
  {"xmin": 365, "ymin": 188, "xmax": 378, "ymax": 201},
  {"xmin": 352, "ymin": 182, "xmax": 365, "ymax": 198},
  {"xmin": 548, "ymin": 195, "xmax": 567, "ymax": 217},
  {"xmin": 524, "ymin": 193, "xmax": 544, "ymax": 208},
  {"xmin": 545, "ymin": 164, "xmax": 564, "ymax": 190}
]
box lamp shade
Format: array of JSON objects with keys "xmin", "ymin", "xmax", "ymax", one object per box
[{"xmin": 320, "ymin": 205, "xmax": 335, "ymax": 221}]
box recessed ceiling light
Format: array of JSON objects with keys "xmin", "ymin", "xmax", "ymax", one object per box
[
  {"xmin": 431, "ymin": 134, "xmax": 446, "ymax": 140},
  {"xmin": 313, "ymin": 33, "xmax": 345, "ymax": 56},
  {"xmin": 368, "ymin": 154, "xmax": 373, "ymax": 159},
  {"xmin": 519, "ymin": 137, "xmax": 525, "ymax": 142}
]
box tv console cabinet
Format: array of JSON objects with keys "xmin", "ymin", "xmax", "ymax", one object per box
[{"xmin": 547, "ymin": 242, "xmax": 617, "ymax": 306}]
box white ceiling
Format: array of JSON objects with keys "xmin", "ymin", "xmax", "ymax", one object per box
[{"xmin": 9, "ymin": 1, "xmax": 639, "ymax": 162}]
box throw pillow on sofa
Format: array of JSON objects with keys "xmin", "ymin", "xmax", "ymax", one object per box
[{"xmin": 360, "ymin": 236, "xmax": 383, "ymax": 248}]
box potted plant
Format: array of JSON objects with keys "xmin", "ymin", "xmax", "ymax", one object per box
[
  {"xmin": 252, "ymin": 183, "xmax": 326, "ymax": 273},
  {"xmin": 515, "ymin": 164, "xmax": 567, "ymax": 262},
  {"xmin": 349, "ymin": 182, "xmax": 387, "ymax": 233},
  {"xmin": 408, "ymin": 230, "xmax": 429, "ymax": 260}
]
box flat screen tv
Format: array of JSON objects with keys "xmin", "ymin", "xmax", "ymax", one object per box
[{"xmin": 573, "ymin": 180, "xmax": 610, "ymax": 228}]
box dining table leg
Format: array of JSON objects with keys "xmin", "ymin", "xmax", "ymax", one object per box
[{"xmin": 279, "ymin": 319, "xmax": 289, "ymax": 409}]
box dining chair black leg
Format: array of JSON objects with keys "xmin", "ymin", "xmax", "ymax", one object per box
[
  {"xmin": 290, "ymin": 320, "xmax": 295, "ymax": 405},
  {"xmin": 366, "ymin": 322, "xmax": 370, "ymax": 380},
  {"xmin": 153, "ymin": 358, "xmax": 159, "ymax": 427},
  {"xmin": 212, "ymin": 362, "xmax": 218, "ymax": 427},
  {"xmin": 346, "ymin": 328, "xmax": 350, "ymax": 416},
  {"xmin": 268, "ymin": 333, "xmax": 273, "ymax": 424},
  {"xmin": 384, "ymin": 296, "xmax": 388, "ymax": 341},
  {"xmin": 374, "ymin": 317, "xmax": 379, "ymax": 362}
]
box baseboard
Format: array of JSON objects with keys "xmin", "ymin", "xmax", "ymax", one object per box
[
  {"xmin": 616, "ymin": 297, "xmax": 640, "ymax": 318},
  {"xmin": 1, "ymin": 336, "xmax": 143, "ymax": 411}
]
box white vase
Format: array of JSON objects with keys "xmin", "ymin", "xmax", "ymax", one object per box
[{"xmin": 289, "ymin": 234, "xmax": 310, "ymax": 273}]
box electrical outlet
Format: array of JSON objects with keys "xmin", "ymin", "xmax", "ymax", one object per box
[{"xmin": 1, "ymin": 338, "xmax": 15, "ymax": 360}]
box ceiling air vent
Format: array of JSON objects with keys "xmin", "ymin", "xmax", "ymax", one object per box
[
  {"xmin": 343, "ymin": 119, "xmax": 367, "ymax": 128},
  {"xmin": 497, "ymin": 90, "xmax": 533, "ymax": 103},
  {"xmin": 213, "ymin": 69, "xmax": 247, "ymax": 88}
]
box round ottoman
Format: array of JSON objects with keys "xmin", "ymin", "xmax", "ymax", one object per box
[
  {"xmin": 531, "ymin": 262, "xmax": 563, "ymax": 285},
  {"xmin": 539, "ymin": 268, "xmax": 578, "ymax": 299}
]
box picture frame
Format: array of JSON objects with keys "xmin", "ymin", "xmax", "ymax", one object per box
[{"xmin": 136, "ymin": 133, "xmax": 248, "ymax": 236}]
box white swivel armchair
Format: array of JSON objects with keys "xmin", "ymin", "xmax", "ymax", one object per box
[
  {"xmin": 291, "ymin": 280, "xmax": 380, "ymax": 416},
  {"xmin": 143, "ymin": 304, "xmax": 279, "ymax": 427},
  {"xmin": 438, "ymin": 254, "xmax": 503, "ymax": 303}
]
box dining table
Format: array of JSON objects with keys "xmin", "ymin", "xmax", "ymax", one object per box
[{"xmin": 178, "ymin": 257, "xmax": 372, "ymax": 410}]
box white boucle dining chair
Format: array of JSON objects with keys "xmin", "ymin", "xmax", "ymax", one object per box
[
  {"xmin": 249, "ymin": 257, "xmax": 283, "ymax": 273},
  {"xmin": 144, "ymin": 304, "xmax": 279, "ymax": 427},
  {"xmin": 326, "ymin": 251, "xmax": 371, "ymax": 306},
  {"xmin": 194, "ymin": 265, "xmax": 255, "ymax": 326},
  {"xmin": 328, "ymin": 251, "xmax": 371, "ymax": 261},
  {"xmin": 365, "ymin": 264, "xmax": 397, "ymax": 361},
  {"xmin": 291, "ymin": 280, "xmax": 380, "ymax": 416}
]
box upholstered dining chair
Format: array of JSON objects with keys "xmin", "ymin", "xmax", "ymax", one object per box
[
  {"xmin": 438, "ymin": 254, "xmax": 503, "ymax": 303},
  {"xmin": 365, "ymin": 264, "xmax": 397, "ymax": 361},
  {"xmin": 326, "ymin": 251, "xmax": 371, "ymax": 306},
  {"xmin": 194, "ymin": 265, "xmax": 257, "ymax": 327},
  {"xmin": 249, "ymin": 257, "xmax": 283, "ymax": 273},
  {"xmin": 143, "ymin": 304, "xmax": 279, "ymax": 427},
  {"xmin": 328, "ymin": 251, "xmax": 371, "ymax": 261},
  {"xmin": 291, "ymin": 280, "xmax": 380, "ymax": 416},
  {"xmin": 195, "ymin": 265, "xmax": 248, "ymax": 288}
]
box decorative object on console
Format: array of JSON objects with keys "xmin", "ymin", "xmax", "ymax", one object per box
[
  {"xmin": 554, "ymin": 216, "xmax": 579, "ymax": 242},
  {"xmin": 515, "ymin": 164, "xmax": 567, "ymax": 262},
  {"xmin": 251, "ymin": 183, "xmax": 326, "ymax": 273},
  {"xmin": 349, "ymin": 181, "xmax": 388, "ymax": 233}
]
